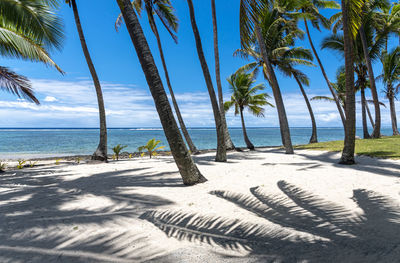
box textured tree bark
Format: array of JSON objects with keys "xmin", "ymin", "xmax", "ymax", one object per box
[
  {"xmin": 339, "ymin": 0, "xmax": 356, "ymax": 165},
  {"xmin": 144, "ymin": 2, "xmax": 199, "ymax": 154},
  {"xmin": 389, "ymin": 94, "xmax": 399, "ymax": 135},
  {"xmin": 304, "ymin": 18, "xmax": 346, "ymax": 129},
  {"xmin": 116, "ymin": 0, "xmax": 207, "ymax": 185},
  {"xmin": 254, "ymin": 24, "xmax": 294, "ymax": 154},
  {"xmin": 294, "ymin": 74, "xmax": 318, "ymax": 143},
  {"xmin": 239, "ymin": 107, "xmax": 254, "ymax": 150},
  {"xmin": 211, "ymin": 0, "xmax": 236, "ymax": 151},
  {"xmin": 360, "ymin": 86, "xmax": 371, "ymax": 139},
  {"xmin": 187, "ymin": 0, "xmax": 226, "ymax": 162},
  {"xmin": 359, "ymin": 25, "xmax": 381, "ymax": 138},
  {"xmin": 71, "ymin": 0, "xmax": 107, "ymax": 162}
]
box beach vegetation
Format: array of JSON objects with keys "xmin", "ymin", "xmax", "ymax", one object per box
[
  {"xmin": 112, "ymin": 144, "xmax": 127, "ymax": 160},
  {"xmin": 138, "ymin": 139, "xmax": 165, "ymax": 159},
  {"xmin": 29, "ymin": 161, "xmax": 38, "ymax": 168},
  {"xmin": 128, "ymin": 153, "xmax": 133, "ymax": 159},
  {"xmin": 55, "ymin": 159, "xmax": 61, "ymax": 165},
  {"xmin": 17, "ymin": 160, "xmax": 27, "ymax": 169},
  {"xmin": 75, "ymin": 157, "xmax": 81, "ymax": 164},
  {"xmin": 225, "ymin": 69, "xmax": 272, "ymax": 150}
]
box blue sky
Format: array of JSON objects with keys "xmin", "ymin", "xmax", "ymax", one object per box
[{"xmin": 1, "ymin": 0, "xmax": 398, "ymax": 128}]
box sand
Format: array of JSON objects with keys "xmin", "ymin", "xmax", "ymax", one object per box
[{"xmin": 0, "ymin": 148, "xmax": 399, "ymax": 262}]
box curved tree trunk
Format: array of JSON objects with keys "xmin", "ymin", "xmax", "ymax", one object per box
[
  {"xmin": 389, "ymin": 94, "xmax": 399, "ymax": 135},
  {"xmin": 293, "ymin": 74, "xmax": 318, "ymax": 143},
  {"xmin": 361, "ymin": 86, "xmax": 371, "ymax": 139},
  {"xmin": 116, "ymin": 0, "xmax": 207, "ymax": 185},
  {"xmin": 304, "ymin": 18, "xmax": 346, "ymax": 129},
  {"xmin": 359, "ymin": 25, "xmax": 381, "ymax": 138},
  {"xmin": 211, "ymin": 0, "xmax": 235, "ymax": 151},
  {"xmin": 366, "ymin": 101, "xmax": 375, "ymax": 129},
  {"xmin": 71, "ymin": 0, "xmax": 107, "ymax": 162},
  {"xmin": 240, "ymin": 107, "xmax": 254, "ymax": 150},
  {"xmin": 187, "ymin": 0, "xmax": 226, "ymax": 162},
  {"xmin": 254, "ymin": 25, "xmax": 293, "ymax": 154},
  {"xmin": 144, "ymin": 3, "xmax": 199, "ymax": 154},
  {"xmin": 339, "ymin": 0, "xmax": 356, "ymax": 165}
]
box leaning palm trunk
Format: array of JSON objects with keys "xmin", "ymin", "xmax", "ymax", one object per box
[
  {"xmin": 304, "ymin": 18, "xmax": 346, "ymax": 128},
  {"xmin": 187, "ymin": 0, "xmax": 226, "ymax": 162},
  {"xmin": 366, "ymin": 101, "xmax": 375, "ymax": 129},
  {"xmin": 388, "ymin": 94, "xmax": 399, "ymax": 135},
  {"xmin": 293, "ymin": 74, "xmax": 318, "ymax": 143},
  {"xmin": 359, "ymin": 25, "xmax": 381, "ymax": 138},
  {"xmin": 360, "ymin": 86, "xmax": 370, "ymax": 139},
  {"xmin": 339, "ymin": 0, "xmax": 356, "ymax": 164},
  {"xmin": 240, "ymin": 107, "xmax": 254, "ymax": 150},
  {"xmin": 71, "ymin": 0, "xmax": 107, "ymax": 161},
  {"xmin": 144, "ymin": 4, "xmax": 199, "ymax": 154},
  {"xmin": 254, "ymin": 25, "xmax": 293, "ymax": 154},
  {"xmin": 116, "ymin": 0, "xmax": 207, "ymax": 185},
  {"xmin": 211, "ymin": 0, "xmax": 235, "ymax": 150}
]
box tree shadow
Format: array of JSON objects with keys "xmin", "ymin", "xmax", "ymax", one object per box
[
  {"xmin": 141, "ymin": 180, "xmax": 400, "ymax": 262},
  {"xmin": 296, "ymin": 150, "xmax": 400, "ymax": 178},
  {"xmin": 0, "ymin": 166, "xmax": 177, "ymax": 262}
]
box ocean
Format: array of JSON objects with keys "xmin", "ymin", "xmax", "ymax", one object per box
[{"xmin": 0, "ymin": 127, "xmax": 394, "ymax": 159}]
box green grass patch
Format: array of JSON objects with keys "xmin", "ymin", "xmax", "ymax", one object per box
[{"xmin": 295, "ymin": 135, "xmax": 400, "ymax": 159}]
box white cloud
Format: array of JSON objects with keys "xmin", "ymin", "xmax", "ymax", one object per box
[
  {"xmin": 44, "ymin": 96, "xmax": 58, "ymax": 102},
  {"xmin": 0, "ymin": 78, "xmax": 397, "ymax": 128}
]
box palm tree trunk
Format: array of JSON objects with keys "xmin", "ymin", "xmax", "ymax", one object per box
[
  {"xmin": 366, "ymin": 101, "xmax": 375, "ymax": 129},
  {"xmin": 211, "ymin": 0, "xmax": 235, "ymax": 151},
  {"xmin": 187, "ymin": 0, "xmax": 226, "ymax": 162},
  {"xmin": 144, "ymin": 4, "xmax": 199, "ymax": 154},
  {"xmin": 254, "ymin": 25, "xmax": 293, "ymax": 154},
  {"xmin": 359, "ymin": 25, "xmax": 381, "ymax": 138},
  {"xmin": 304, "ymin": 18, "xmax": 346, "ymax": 128},
  {"xmin": 240, "ymin": 107, "xmax": 254, "ymax": 150},
  {"xmin": 361, "ymin": 86, "xmax": 370, "ymax": 139},
  {"xmin": 339, "ymin": 0, "xmax": 356, "ymax": 165},
  {"xmin": 293, "ymin": 74, "xmax": 318, "ymax": 143},
  {"xmin": 116, "ymin": 0, "xmax": 207, "ymax": 185},
  {"xmin": 389, "ymin": 94, "xmax": 399, "ymax": 135},
  {"xmin": 71, "ymin": 0, "xmax": 107, "ymax": 162}
]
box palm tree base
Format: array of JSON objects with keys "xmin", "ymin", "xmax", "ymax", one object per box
[
  {"xmin": 338, "ymin": 157, "xmax": 355, "ymax": 165},
  {"xmin": 309, "ymin": 137, "xmax": 318, "ymax": 144},
  {"xmin": 91, "ymin": 149, "xmax": 108, "ymax": 162}
]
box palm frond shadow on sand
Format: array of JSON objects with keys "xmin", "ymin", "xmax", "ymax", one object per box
[{"xmin": 141, "ymin": 181, "xmax": 400, "ymax": 262}]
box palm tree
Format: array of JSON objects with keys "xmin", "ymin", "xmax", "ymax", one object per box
[
  {"xmin": 240, "ymin": 1, "xmax": 294, "ymax": 154},
  {"xmin": 211, "ymin": 0, "xmax": 236, "ymax": 150},
  {"xmin": 115, "ymin": 0, "xmax": 207, "ymax": 185},
  {"xmin": 224, "ymin": 69, "xmax": 273, "ymax": 150},
  {"xmin": 339, "ymin": 0, "xmax": 358, "ymax": 164},
  {"xmin": 0, "ymin": 0, "xmax": 64, "ymax": 103},
  {"xmin": 186, "ymin": 0, "xmax": 226, "ymax": 162},
  {"xmin": 377, "ymin": 3, "xmax": 400, "ymax": 50},
  {"xmin": 377, "ymin": 48, "xmax": 400, "ymax": 135},
  {"xmin": 115, "ymin": 0, "xmax": 199, "ymax": 154},
  {"xmin": 235, "ymin": 36, "xmax": 318, "ymax": 144},
  {"xmin": 66, "ymin": 0, "xmax": 108, "ymax": 161},
  {"xmin": 296, "ymin": 0, "xmax": 346, "ymax": 127}
]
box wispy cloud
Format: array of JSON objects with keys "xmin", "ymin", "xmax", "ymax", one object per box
[{"xmin": 0, "ymin": 78, "xmax": 397, "ymax": 128}]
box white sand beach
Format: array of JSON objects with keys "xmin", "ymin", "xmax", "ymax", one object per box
[{"xmin": 1, "ymin": 148, "xmax": 399, "ymax": 262}]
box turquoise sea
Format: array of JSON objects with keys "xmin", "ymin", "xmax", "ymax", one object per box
[{"xmin": 0, "ymin": 127, "xmax": 394, "ymax": 159}]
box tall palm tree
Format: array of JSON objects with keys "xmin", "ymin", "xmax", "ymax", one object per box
[
  {"xmin": 296, "ymin": 0, "xmax": 346, "ymax": 127},
  {"xmin": 377, "ymin": 47, "xmax": 400, "ymax": 135},
  {"xmin": 115, "ymin": 0, "xmax": 199, "ymax": 154},
  {"xmin": 211, "ymin": 0, "xmax": 236, "ymax": 150},
  {"xmin": 224, "ymin": 69, "xmax": 273, "ymax": 150},
  {"xmin": 377, "ymin": 3, "xmax": 400, "ymax": 50},
  {"xmin": 235, "ymin": 36, "xmax": 318, "ymax": 144},
  {"xmin": 115, "ymin": 0, "xmax": 207, "ymax": 185},
  {"xmin": 240, "ymin": 1, "xmax": 294, "ymax": 154},
  {"xmin": 186, "ymin": 0, "xmax": 226, "ymax": 162},
  {"xmin": 0, "ymin": 0, "xmax": 64, "ymax": 103},
  {"xmin": 339, "ymin": 0, "xmax": 359, "ymax": 164},
  {"xmin": 66, "ymin": 0, "xmax": 108, "ymax": 161}
]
